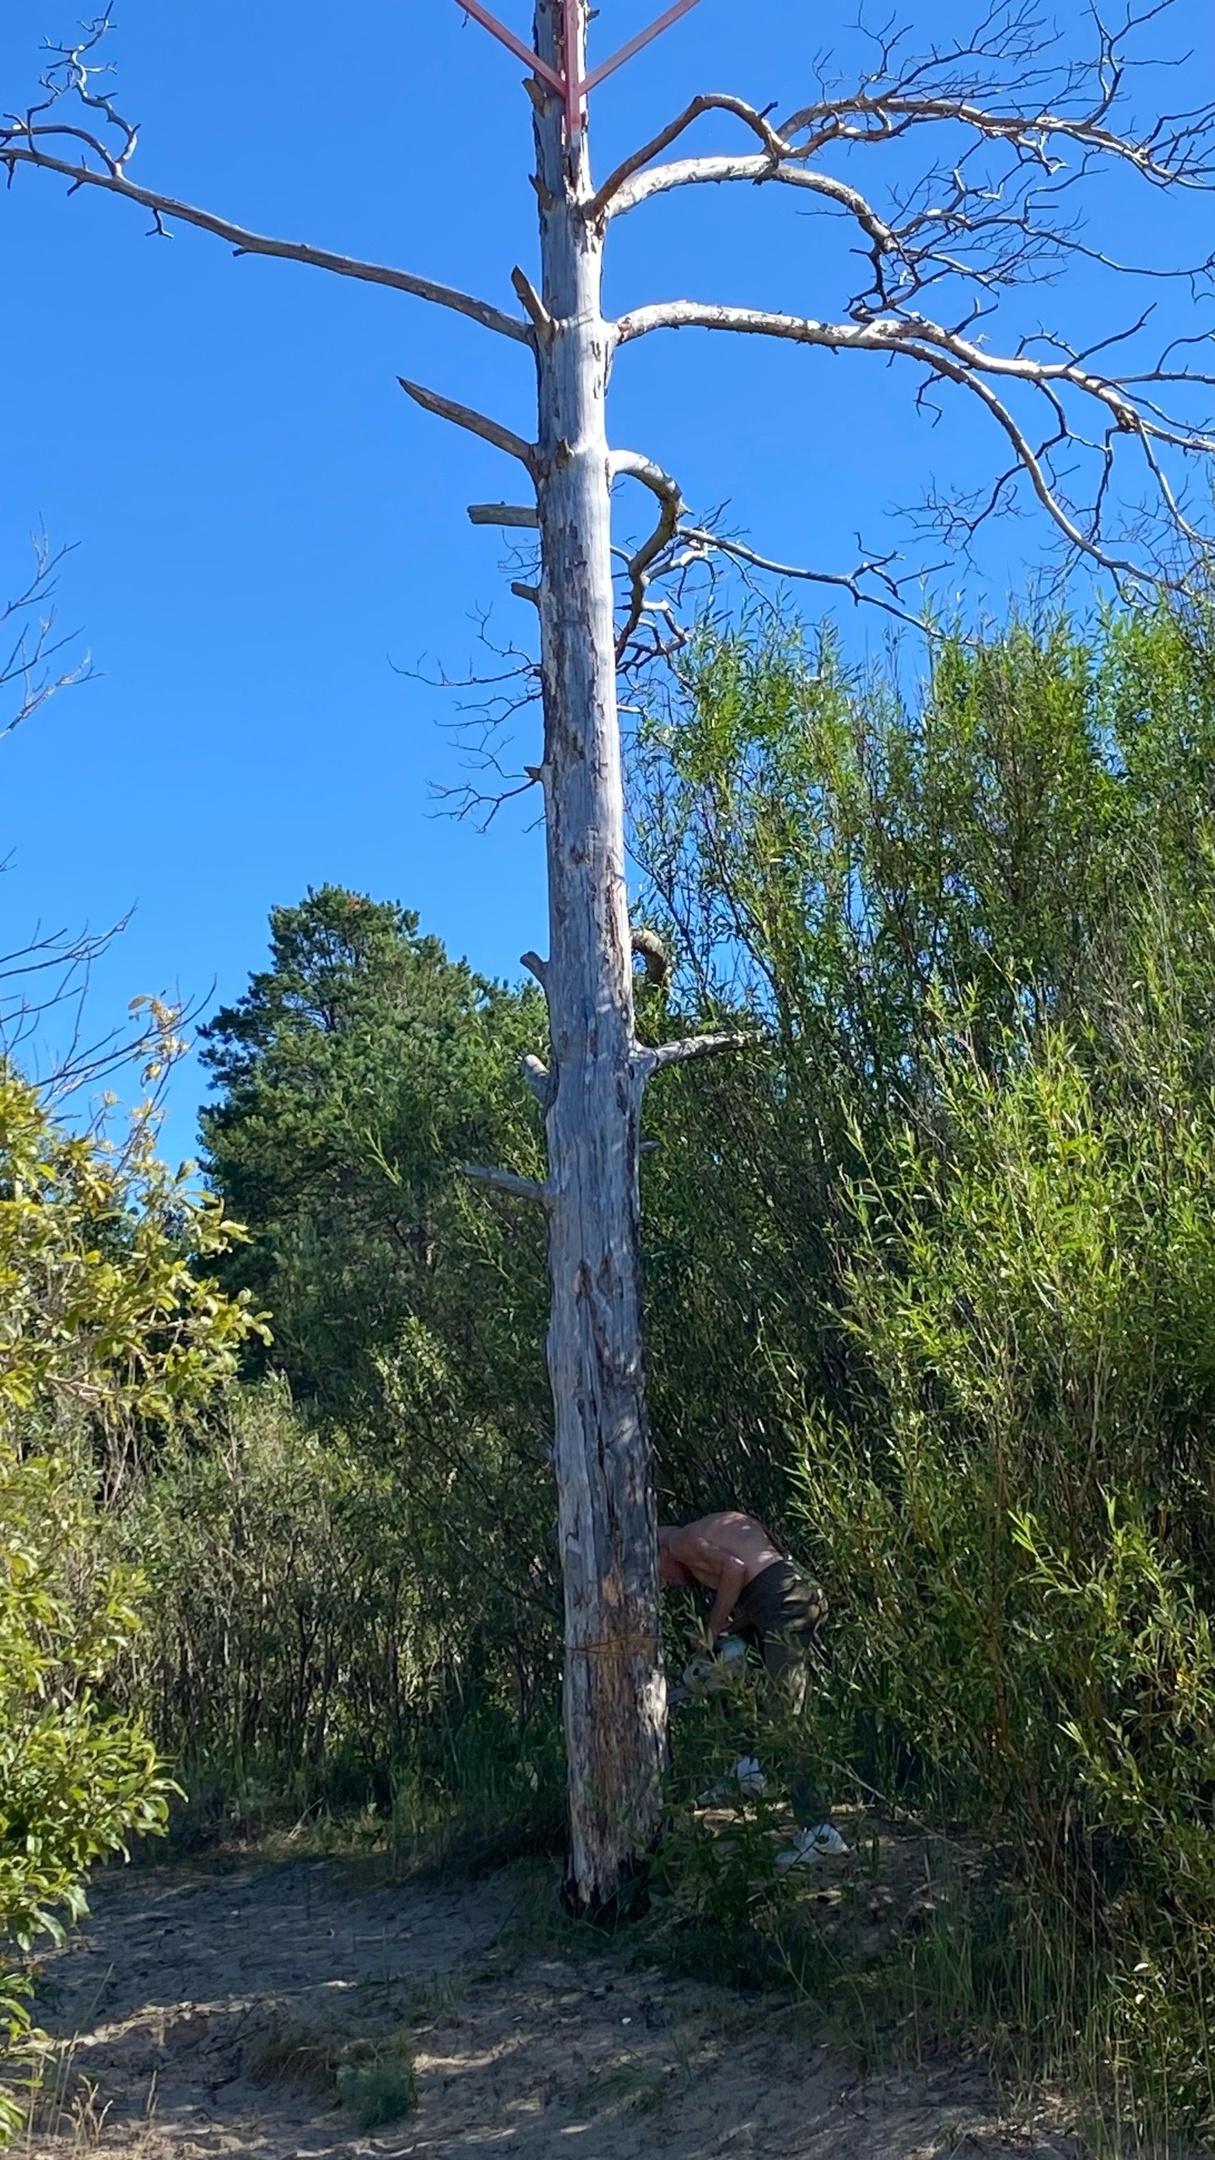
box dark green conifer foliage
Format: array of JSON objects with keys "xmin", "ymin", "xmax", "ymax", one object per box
[{"xmin": 200, "ymin": 884, "xmax": 549, "ymax": 1428}]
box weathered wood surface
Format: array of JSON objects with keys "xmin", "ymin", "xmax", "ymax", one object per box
[{"xmin": 530, "ymin": 0, "xmax": 666, "ymax": 1917}]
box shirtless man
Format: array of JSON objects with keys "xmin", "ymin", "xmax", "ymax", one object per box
[
  {"xmin": 657, "ymin": 1510, "xmax": 826, "ymax": 1699},
  {"xmin": 658, "ymin": 1510, "xmax": 844, "ymax": 1863}
]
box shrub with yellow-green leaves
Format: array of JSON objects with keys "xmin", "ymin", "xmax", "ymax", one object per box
[{"xmin": 0, "ymin": 1063, "xmax": 263, "ymax": 2139}]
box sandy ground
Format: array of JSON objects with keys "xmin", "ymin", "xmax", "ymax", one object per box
[{"xmin": 19, "ymin": 1850, "xmax": 1081, "ymax": 2160}]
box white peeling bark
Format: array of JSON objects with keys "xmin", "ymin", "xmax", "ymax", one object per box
[{"xmin": 530, "ymin": 0, "xmax": 666, "ymax": 1918}]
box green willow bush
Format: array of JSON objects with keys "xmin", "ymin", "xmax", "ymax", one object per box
[
  {"xmin": 632, "ymin": 597, "xmax": 1215, "ymax": 2129},
  {"xmin": 793, "ymin": 1007, "xmax": 1215, "ymax": 2133}
]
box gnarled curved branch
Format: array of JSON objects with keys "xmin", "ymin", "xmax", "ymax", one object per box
[
  {"xmin": 588, "ymin": 92, "xmax": 792, "ymax": 219},
  {"xmin": 591, "ymin": 44, "xmax": 1215, "ymax": 231},
  {"xmin": 610, "ymin": 450, "xmax": 685, "ymax": 659},
  {"xmin": 631, "ymin": 926, "xmax": 670, "ymax": 988}
]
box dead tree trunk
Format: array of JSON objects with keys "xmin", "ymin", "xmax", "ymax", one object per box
[{"xmin": 529, "ymin": 0, "xmax": 665, "ymax": 1918}]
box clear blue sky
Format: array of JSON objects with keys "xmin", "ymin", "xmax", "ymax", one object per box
[{"xmin": 1, "ymin": 0, "xmax": 1211, "ymax": 1164}]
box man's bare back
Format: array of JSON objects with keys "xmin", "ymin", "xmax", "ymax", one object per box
[{"xmin": 657, "ymin": 1510, "xmax": 785, "ymax": 1644}]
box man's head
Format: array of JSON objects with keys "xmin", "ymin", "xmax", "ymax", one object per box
[{"xmin": 657, "ymin": 1525, "xmax": 694, "ymax": 1588}]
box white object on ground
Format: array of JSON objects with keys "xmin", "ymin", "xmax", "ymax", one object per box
[
  {"xmin": 775, "ymin": 1822, "xmax": 851, "ymax": 1867},
  {"xmin": 683, "ymin": 1655, "xmax": 716, "ymax": 1689},
  {"xmin": 697, "ymin": 1754, "xmax": 769, "ymax": 1806},
  {"xmin": 733, "ymin": 1754, "xmax": 766, "ymax": 1795},
  {"xmin": 681, "ymin": 1632, "xmax": 749, "ymax": 1695}
]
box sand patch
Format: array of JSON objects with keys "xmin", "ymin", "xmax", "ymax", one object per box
[{"xmin": 18, "ymin": 1851, "xmax": 1078, "ymax": 2160}]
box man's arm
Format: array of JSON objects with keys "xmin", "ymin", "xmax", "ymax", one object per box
[{"xmin": 705, "ymin": 1557, "xmax": 748, "ymax": 1643}]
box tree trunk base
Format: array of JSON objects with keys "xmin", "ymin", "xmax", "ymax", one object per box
[{"xmin": 560, "ymin": 1846, "xmax": 653, "ymax": 1928}]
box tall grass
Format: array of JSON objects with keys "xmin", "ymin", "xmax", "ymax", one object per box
[{"xmin": 116, "ymin": 1383, "xmax": 564, "ymax": 1864}]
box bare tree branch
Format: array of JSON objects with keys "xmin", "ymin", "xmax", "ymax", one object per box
[
  {"xmin": 778, "ymin": 93, "xmax": 1215, "ymax": 185},
  {"xmin": 511, "ymin": 263, "xmax": 553, "ymax": 339},
  {"xmin": 399, "ymin": 379, "xmax": 536, "ymax": 469},
  {"xmin": 1, "ymin": 18, "xmax": 530, "ymax": 344},
  {"xmin": 631, "ymin": 926, "xmax": 671, "ymax": 987},
  {"xmin": 400, "ymin": 614, "xmax": 544, "ymax": 830},
  {"xmin": 636, "ymin": 1030, "xmax": 750, "ymax": 1077},
  {"xmin": 676, "ymin": 527, "xmax": 943, "ymax": 633},
  {"xmin": 0, "ymin": 906, "xmax": 203, "ymax": 1106},
  {"xmin": 593, "ymin": 15, "xmax": 1215, "ymax": 229},
  {"xmin": 468, "ymin": 502, "xmax": 540, "ymax": 528},
  {"xmin": 461, "ymin": 1161, "xmax": 550, "ymax": 1204},
  {"xmin": 0, "ymin": 140, "xmax": 532, "ymax": 342},
  {"xmin": 0, "ymin": 143, "xmax": 534, "ymax": 341},
  {"xmin": 1, "ymin": 532, "xmax": 93, "ymax": 738},
  {"xmin": 583, "ymin": 3, "xmax": 1215, "ymax": 606},
  {"xmin": 608, "ymin": 153, "xmax": 898, "ymax": 259},
  {"xmin": 614, "ymin": 299, "xmax": 1215, "ymax": 587}
]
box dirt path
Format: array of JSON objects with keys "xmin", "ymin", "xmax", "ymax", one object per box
[{"xmin": 21, "ymin": 1855, "xmax": 1078, "ymax": 2160}]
